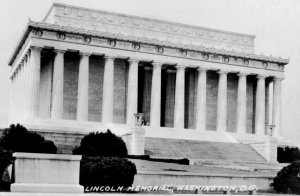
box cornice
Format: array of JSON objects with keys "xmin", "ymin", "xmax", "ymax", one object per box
[{"xmin": 8, "ymin": 21, "xmax": 289, "ymax": 68}]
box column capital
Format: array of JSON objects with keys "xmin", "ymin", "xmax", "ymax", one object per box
[
  {"xmin": 54, "ymin": 49, "xmax": 66, "ymax": 54},
  {"xmin": 197, "ymin": 67, "xmax": 208, "ymax": 72},
  {"xmin": 237, "ymin": 72, "xmax": 248, "ymax": 77},
  {"xmin": 152, "ymin": 61, "xmax": 163, "ymax": 67},
  {"xmin": 175, "ymin": 65, "xmax": 187, "ymax": 70},
  {"xmin": 257, "ymin": 74, "xmax": 268, "ymax": 79},
  {"xmin": 128, "ymin": 58, "xmax": 139, "ymax": 64},
  {"xmin": 79, "ymin": 51, "xmax": 92, "ymax": 56},
  {"xmin": 29, "ymin": 46, "xmax": 43, "ymax": 52},
  {"xmin": 273, "ymin": 77, "xmax": 284, "ymax": 82},
  {"xmin": 217, "ymin": 70, "xmax": 229, "ymax": 75},
  {"xmin": 104, "ymin": 55, "xmax": 116, "ymax": 60}
]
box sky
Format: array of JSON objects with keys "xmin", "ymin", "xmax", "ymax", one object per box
[{"xmin": 0, "ymin": 0, "xmax": 299, "ymax": 145}]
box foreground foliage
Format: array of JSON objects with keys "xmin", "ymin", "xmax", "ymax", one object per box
[
  {"xmin": 277, "ymin": 146, "xmax": 300, "ymax": 163},
  {"xmin": 0, "ymin": 124, "xmax": 57, "ymax": 190},
  {"xmin": 73, "ymin": 130, "xmax": 127, "ymax": 157},
  {"xmin": 271, "ymin": 161, "xmax": 300, "ymax": 194},
  {"xmin": 80, "ymin": 156, "xmax": 136, "ymax": 188}
]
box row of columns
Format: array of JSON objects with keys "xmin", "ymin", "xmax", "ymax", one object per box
[
  {"xmin": 13, "ymin": 47, "xmax": 282, "ymax": 137},
  {"xmin": 148, "ymin": 64, "xmax": 282, "ymax": 137}
]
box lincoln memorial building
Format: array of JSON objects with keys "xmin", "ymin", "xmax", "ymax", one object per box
[{"xmin": 8, "ymin": 3, "xmax": 288, "ymax": 162}]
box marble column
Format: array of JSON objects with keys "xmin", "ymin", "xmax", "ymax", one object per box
[
  {"xmin": 77, "ymin": 52, "xmax": 90, "ymax": 121},
  {"xmin": 216, "ymin": 70, "xmax": 228, "ymax": 132},
  {"xmin": 102, "ymin": 55, "xmax": 115, "ymax": 123},
  {"xmin": 195, "ymin": 67, "xmax": 207, "ymax": 131},
  {"xmin": 19, "ymin": 63, "xmax": 25, "ymax": 119},
  {"xmin": 126, "ymin": 59, "xmax": 139, "ymax": 126},
  {"xmin": 255, "ymin": 75, "xmax": 266, "ymax": 135},
  {"xmin": 22, "ymin": 54, "xmax": 30, "ymax": 120},
  {"xmin": 51, "ymin": 49, "xmax": 65, "ymax": 119},
  {"xmin": 150, "ymin": 62, "xmax": 162, "ymax": 127},
  {"xmin": 174, "ymin": 65, "xmax": 186, "ymax": 128},
  {"xmin": 28, "ymin": 46, "xmax": 42, "ymax": 118},
  {"xmin": 236, "ymin": 72, "xmax": 247, "ymax": 133},
  {"xmin": 272, "ymin": 77, "xmax": 283, "ymax": 138}
]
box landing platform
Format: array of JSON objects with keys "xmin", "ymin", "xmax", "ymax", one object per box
[{"xmin": 130, "ymin": 159, "xmax": 282, "ymax": 191}]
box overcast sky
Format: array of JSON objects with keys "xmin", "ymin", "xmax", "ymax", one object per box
[{"xmin": 0, "ymin": 0, "xmax": 299, "ymax": 145}]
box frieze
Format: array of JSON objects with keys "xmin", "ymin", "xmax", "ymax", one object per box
[
  {"xmin": 140, "ymin": 44, "xmax": 156, "ymax": 53},
  {"xmin": 92, "ymin": 37, "xmax": 107, "ymax": 45},
  {"xmin": 116, "ymin": 41, "xmax": 131, "ymax": 49},
  {"xmin": 66, "ymin": 34, "xmax": 83, "ymax": 41}
]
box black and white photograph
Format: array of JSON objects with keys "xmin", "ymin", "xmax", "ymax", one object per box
[{"xmin": 0, "ymin": 0, "xmax": 299, "ymax": 195}]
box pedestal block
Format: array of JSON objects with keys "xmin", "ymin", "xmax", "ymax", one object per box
[{"xmin": 11, "ymin": 153, "xmax": 83, "ymax": 193}]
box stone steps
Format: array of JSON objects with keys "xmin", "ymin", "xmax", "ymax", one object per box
[{"xmin": 145, "ymin": 137, "xmax": 267, "ymax": 164}]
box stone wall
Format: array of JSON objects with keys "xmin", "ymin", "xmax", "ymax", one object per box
[
  {"xmin": 161, "ymin": 69, "xmax": 176, "ymax": 127},
  {"xmin": 206, "ymin": 71, "xmax": 218, "ymax": 131},
  {"xmin": 184, "ymin": 69, "xmax": 197, "ymax": 129},
  {"xmin": 113, "ymin": 59, "xmax": 128, "ymax": 124},
  {"xmin": 138, "ymin": 64, "xmax": 152, "ymax": 124},
  {"xmin": 227, "ymin": 73, "xmax": 238, "ymax": 132},
  {"xmin": 246, "ymin": 76, "xmax": 256, "ymax": 133},
  {"xmin": 63, "ymin": 52, "xmax": 79, "ymax": 120},
  {"xmin": 88, "ymin": 55, "xmax": 104, "ymax": 122}
]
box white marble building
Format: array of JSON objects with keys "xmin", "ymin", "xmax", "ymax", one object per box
[{"xmin": 8, "ymin": 3, "xmax": 288, "ymax": 161}]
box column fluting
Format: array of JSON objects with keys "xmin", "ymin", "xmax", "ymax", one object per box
[
  {"xmin": 255, "ymin": 75, "xmax": 266, "ymax": 135},
  {"xmin": 150, "ymin": 62, "xmax": 162, "ymax": 127},
  {"xmin": 216, "ymin": 70, "xmax": 228, "ymax": 132},
  {"xmin": 236, "ymin": 72, "xmax": 247, "ymax": 133},
  {"xmin": 102, "ymin": 55, "xmax": 115, "ymax": 123},
  {"xmin": 28, "ymin": 46, "xmax": 42, "ymax": 118},
  {"xmin": 195, "ymin": 67, "xmax": 207, "ymax": 131},
  {"xmin": 174, "ymin": 65, "xmax": 186, "ymax": 128},
  {"xmin": 77, "ymin": 52, "xmax": 90, "ymax": 121},
  {"xmin": 272, "ymin": 77, "xmax": 283, "ymax": 138},
  {"xmin": 126, "ymin": 58, "xmax": 139, "ymax": 126},
  {"xmin": 51, "ymin": 49, "xmax": 65, "ymax": 119}
]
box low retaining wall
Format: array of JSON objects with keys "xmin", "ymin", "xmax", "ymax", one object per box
[
  {"xmin": 11, "ymin": 152, "xmax": 83, "ymax": 193},
  {"xmin": 133, "ymin": 171, "xmax": 274, "ymax": 191}
]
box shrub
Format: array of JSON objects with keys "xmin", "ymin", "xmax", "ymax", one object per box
[
  {"xmin": 278, "ymin": 146, "xmax": 300, "ymax": 163},
  {"xmin": 73, "ymin": 130, "xmax": 127, "ymax": 157},
  {"xmin": 0, "ymin": 124, "xmax": 57, "ymax": 190},
  {"xmin": 0, "ymin": 124, "xmax": 57, "ymax": 154},
  {"xmin": 0, "ymin": 148, "xmax": 13, "ymax": 190},
  {"xmin": 271, "ymin": 161, "xmax": 300, "ymax": 194},
  {"xmin": 39, "ymin": 140, "xmax": 57, "ymax": 154},
  {"xmin": 80, "ymin": 156, "xmax": 137, "ymax": 188}
]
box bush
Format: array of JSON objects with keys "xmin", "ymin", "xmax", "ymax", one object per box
[
  {"xmin": 271, "ymin": 161, "xmax": 300, "ymax": 194},
  {"xmin": 278, "ymin": 146, "xmax": 300, "ymax": 163},
  {"xmin": 0, "ymin": 148, "xmax": 13, "ymax": 190},
  {"xmin": 0, "ymin": 124, "xmax": 57, "ymax": 154},
  {"xmin": 39, "ymin": 140, "xmax": 57, "ymax": 154},
  {"xmin": 73, "ymin": 130, "xmax": 127, "ymax": 157},
  {"xmin": 0, "ymin": 124, "xmax": 57, "ymax": 190},
  {"xmin": 80, "ymin": 156, "xmax": 137, "ymax": 188}
]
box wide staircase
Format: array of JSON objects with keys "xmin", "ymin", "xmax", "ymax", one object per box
[{"xmin": 145, "ymin": 137, "xmax": 267, "ymax": 164}]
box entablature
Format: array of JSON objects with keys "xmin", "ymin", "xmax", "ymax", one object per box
[{"xmin": 9, "ymin": 21, "xmax": 288, "ymax": 80}]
